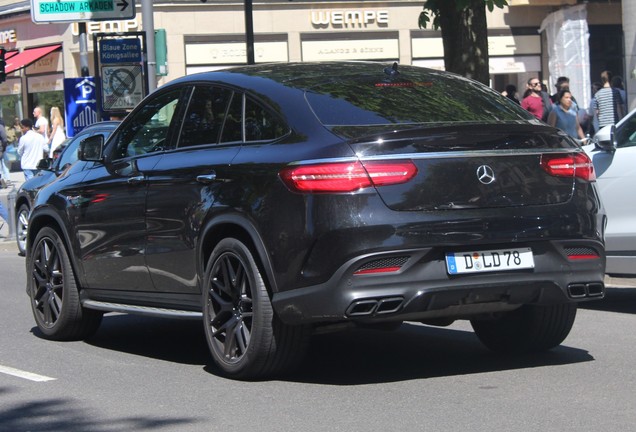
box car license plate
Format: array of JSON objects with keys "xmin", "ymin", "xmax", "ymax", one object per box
[{"xmin": 445, "ymin": 247, "xmax": 534, "ymax": 275}]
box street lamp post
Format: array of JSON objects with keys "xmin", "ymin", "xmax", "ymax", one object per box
[
  {"xmin": 245, "ymin": 0, "xmax": 255, "ymax": 65},
  {"xmin": 141, "ymin": 0, "xmax": 157, "ymax": 92}
]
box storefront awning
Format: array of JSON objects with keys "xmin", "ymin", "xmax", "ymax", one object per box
[{"xmin": 5, "ymin": 44, "xmax": 62, "ymax": 74}]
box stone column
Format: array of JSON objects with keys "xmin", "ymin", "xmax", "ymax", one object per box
[{"xmin": 624, "ymin": 0, "xmax": 636, "ymax": 111}]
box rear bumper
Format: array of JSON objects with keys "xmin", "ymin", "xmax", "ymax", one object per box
[{"xmin": 272, "ymin": 239, "xmax": 606, "ymax": 325}]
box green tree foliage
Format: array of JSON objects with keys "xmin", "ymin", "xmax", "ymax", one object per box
[{"xmin": 419, "ymin": 0, "xmax": 508, "ymax": 85}]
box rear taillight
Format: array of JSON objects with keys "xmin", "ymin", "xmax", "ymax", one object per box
[
  {"xmin": 541, "ymin": 152, "xmax": 596, "ymax": 181},
  {"xmin": 279, "ymin": 160, "xmax": 417, "ymax": 193}
]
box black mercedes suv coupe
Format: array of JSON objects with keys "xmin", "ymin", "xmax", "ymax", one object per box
[{"xmin": 26, "ymin": 62, "xmax": 606, "ymax": 379}]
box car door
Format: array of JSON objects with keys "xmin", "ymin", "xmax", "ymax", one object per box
[
  {"xmin": 586, "ymin": 113, "xmax": 636, "ymax": 268},
  {"xmin": 73, "ymin": 88, "xmax": 187, "ymax": 292},
  {"xmin": 144, "ymin": 85, "xmax": 244, "ymax": 294}
]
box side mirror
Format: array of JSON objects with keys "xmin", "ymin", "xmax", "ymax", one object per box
[
  {"xmin": 36, "ymin": 158, "xmax": 52, "ymax": 170},
  {"xmin": 79, "ymin": 135, "xmax": 105, "ymax": 161},
  {"xmin": 594, "ymin": 125, "xmax": 618, "ymax": 153}
]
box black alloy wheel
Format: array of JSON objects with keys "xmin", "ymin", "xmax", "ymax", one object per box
[
  {"xmin": 27, "ymin": 227, "xmax": 102, "ymax": 340},
  {"xmin": 203, "ymin": 238, "xmax": 309, "ymax": 379}
]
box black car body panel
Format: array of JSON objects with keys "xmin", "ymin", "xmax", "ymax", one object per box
[
  {"xmin": 345, "ymin": 125, "xmax": 578, "ymax": 210},
  {"xmin": 26, "ymin": 63, "xmax": 606, "ymax": 377},
  {"xmin": 14, "ymin": 121, "xmax": 120, "ymax": 255},
  {"xmin": 15, "ymin": 121, "xmax": 120, "ymax": 210}
]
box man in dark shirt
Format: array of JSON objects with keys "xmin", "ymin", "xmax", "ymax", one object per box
[{"xmin": 551, "ymin": 76, "xmax": 579, "ymax": 111}]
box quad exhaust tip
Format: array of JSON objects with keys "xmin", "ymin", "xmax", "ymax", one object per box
[
  {"xmin": 346, "ymin": 297, "xmax": 404, "ymax": 317},
  {"xmin": 567, "ymin": 282, "xmax": 605, "ymax": 299}
]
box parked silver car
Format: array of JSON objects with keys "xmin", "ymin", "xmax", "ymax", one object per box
[
  {"xmin": 3, "ymin": 143, "xmax": 21, "ymax": 171},
  {"xmin": 583, "ymin": 108, "xmax": 636, "ymax": 276}
]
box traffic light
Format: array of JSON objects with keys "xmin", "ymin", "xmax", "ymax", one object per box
[{"xmin": 0, "ymin": 48, "xmax": 5, "ymax": 83}]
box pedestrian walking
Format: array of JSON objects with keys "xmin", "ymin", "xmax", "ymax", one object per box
[
  {"xmin": 593, "ymin": 70, "xmax": 625, "ymax": 129},
  {"xmin": 550, "ymin": 76, "xmax": 579, "ymax": 109},
  {"xmin": 502, "ymin": 84, "xmax": 520, "ymax": 104},
  {"xmin": 0, "ymin": 200, "xmax": 8, "ymax": 226},
  {"xmin": 521, "ymin": 78, "xmax": 548, "ymax": 120},
  {"xmin": 17, "ymin": 118, "xmax": 47, "ymax": 181},
  {"xmin": 611, "ymin": 75, "xmax": 627, "ymax": 117},
  {"xmin": 47, "ymin": 107, "xmax": 66, "ymax": 158},
  {"xmin": 0, "ymin": 118, "xmax": 9, "ymax": 186},
  {"xmin": 33, "ymin": 106, "xmax": 49, "ymax": 143},
  {"xmin": 548, "ymin": 89, "xmax": 586, "ymax": 141},
  {"xmin": 586, "ymin": 82, "xmax": 602, "ymax": 136}
]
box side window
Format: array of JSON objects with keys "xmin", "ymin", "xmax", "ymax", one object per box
[
  {"xmin": 244, "ymin": 97, "xmax": 288, "ymax": 142},
  {"xmin": 217, "ymin": 93, "xmax": 289, "ymax": 144},
  {"xmin": 179, "ymin": 86, "xmax": 232, "ymax": 148},
  {"xmin": 220, "ymin": 92, "xmax": 243, "ymax": 143},
  {"xmin": 113, "ymin": 89, "xmax": 182, "ymax": 159}
]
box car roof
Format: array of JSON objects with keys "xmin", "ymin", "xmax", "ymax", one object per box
[
  {"xmin": 168, "ymin": 62, "xmax": 464, "ymax": 91},
  {"xmin": 137, "ymin": 62, "xmax": 534, "ymax": 138},
  {"xmin": 81, "ymin": 120, "xmax": 120, "ymax": 130}
]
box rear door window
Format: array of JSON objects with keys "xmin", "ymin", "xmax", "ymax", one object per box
[
  {"xmin": 220, "ymin": 92, "xmax": 243, "ymax": 143},
  {"xmin": 218, "ymin": 93, "xmax": 289, "ymax": 143},
  {"xmin": 179, "ymin": 85, "xmax": 233, "ymax": 148},
  {"xmin": 244, "ymin": 97, "xmax": 288, "ymax": 142}
]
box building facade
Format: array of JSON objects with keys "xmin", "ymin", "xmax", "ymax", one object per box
[{"xmin": 0, "ymin": 0, "xmax": 624, "ymax": 127}]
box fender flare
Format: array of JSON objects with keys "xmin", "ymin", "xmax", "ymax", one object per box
[
  {"xmin": 198, "ymin": 213, "xmax": 279, "ymax": 293},
  {"xmin": 28, "ymin": 206, "xmax": 89, "ymax": 287}
]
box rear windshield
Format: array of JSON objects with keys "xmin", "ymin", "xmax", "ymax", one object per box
[{"xmin": 305, "ymin": 69, "xmax": 534, "ymax": 126}]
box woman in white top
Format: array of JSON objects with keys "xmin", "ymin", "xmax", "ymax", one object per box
[{"xmin": 48, "ymin": 106, "xmax": 66, "ymax": 158}]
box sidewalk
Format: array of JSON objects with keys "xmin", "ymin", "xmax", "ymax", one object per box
[{"xmin": 0, "ymin": 170, "xmax": 25, "ymax": 243}]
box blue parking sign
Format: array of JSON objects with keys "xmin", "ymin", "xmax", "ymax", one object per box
[{"xmin": 64, "ymin": 77, "xmax": 98, "ymax": 137}]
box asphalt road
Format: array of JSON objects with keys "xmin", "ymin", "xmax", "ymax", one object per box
[{"xmin": 1, "ymin": 241, "xmax": 636, "ymax": 431}]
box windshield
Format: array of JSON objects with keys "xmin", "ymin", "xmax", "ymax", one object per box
[
  {"xmin": 616, "ymin": 111, "xmax": 636, "ymax": 148},
  {"xmin": 305, "ymin": 69, "xmax": 534, "ymax": 126}
]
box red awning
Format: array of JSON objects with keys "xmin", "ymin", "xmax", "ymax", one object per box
[{"xmin": 5, "ymin": 44, "xmax": 62, "ymax": 74}]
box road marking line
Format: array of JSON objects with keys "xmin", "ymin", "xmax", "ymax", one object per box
[{"xmin": 0, "ymin": 365, "xmax": 56, "ymax": 382}]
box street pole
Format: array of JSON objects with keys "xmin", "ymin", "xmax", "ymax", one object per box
[
  {"xmin": 245, "ymin": 0, "xmax": 254, "ymax": 65},
  {"xmin": 78, "ymin": 22, "xmax": 90, "ymax": 77},
  {"xmin": 141, "ymin": 0, "xmax": 157, "ymax": 92}
]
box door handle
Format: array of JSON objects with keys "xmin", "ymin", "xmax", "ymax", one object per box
[
  {"xmin": 127, "ymin": 175, "xmax": 145, "ymax": 185},
  {"xmin": 196, "ymin": 173, "xmax": 217, "ymax": 184}
]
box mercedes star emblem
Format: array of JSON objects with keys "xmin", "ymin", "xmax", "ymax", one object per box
[{"xmin": 476, "ymin": 165, "xmax": 496, "ymax": 184}]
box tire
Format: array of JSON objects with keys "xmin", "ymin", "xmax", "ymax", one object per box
[
  {"xmin": 27, "ymin": 227, "xmax": 103, "ymax": 341},
  {"xmin": 202, "ymin": 238, "xmax": 309, "ymax": 379},
  {"xmin": 471, "ymin": 303, "xmax": 577, "ymax": 353},
  {"xmin": 16, "ymin": 203, "xmax": 29, "ymax": 256}
]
